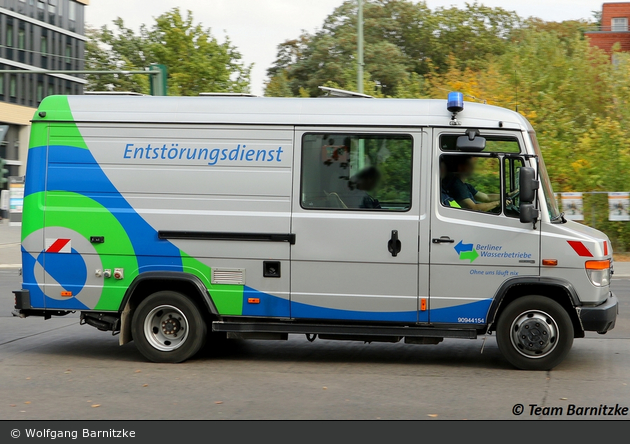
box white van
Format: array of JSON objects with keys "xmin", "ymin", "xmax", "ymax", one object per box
[{"xmin": 13, "ymin": 92, "xmax": 618, "ymax": 370}]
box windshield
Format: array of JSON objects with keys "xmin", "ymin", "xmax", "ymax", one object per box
[{"xmin": 529, "ymin": 131, "xmax": 562, "ymax": 221}]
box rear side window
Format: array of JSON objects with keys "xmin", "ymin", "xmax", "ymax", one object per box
[{"xmin": 301, "ymin": 133, "xmax": 413, "ymax": 211}]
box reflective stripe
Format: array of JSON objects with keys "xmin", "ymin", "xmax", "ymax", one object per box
[
  {"xmin": 567, "ymin": 240, "xmax": 593, "ymax": 257},
  {"xmin": 45, "ymin": 238, "xmax": 71, "ymax": 253}
]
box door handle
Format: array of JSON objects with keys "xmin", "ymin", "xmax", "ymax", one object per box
[
  {"xmin": 388, "ymin": 230, "xmax": 402, "ymax": 257},
  {"xmin": 432, "ymin": 236, "xmax": 455, "ymax": 244}
]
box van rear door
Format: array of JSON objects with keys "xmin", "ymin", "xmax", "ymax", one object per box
[{"xmin": 290, "ymin": 128, "xmax": 427, "ymax": 323}]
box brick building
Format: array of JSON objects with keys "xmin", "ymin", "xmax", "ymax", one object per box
[{"xmin": 585, "ymin": 2, "xmax": 630, "ymax": 53}]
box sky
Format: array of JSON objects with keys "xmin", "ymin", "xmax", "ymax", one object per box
[{"xmin": 85, "ymin": 0, "xmax": 602, "ymax": 95}]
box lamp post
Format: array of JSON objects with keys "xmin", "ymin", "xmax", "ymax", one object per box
[{"xmin": 357, "ymin": 0, "xmax": 364, "ymax": 94}]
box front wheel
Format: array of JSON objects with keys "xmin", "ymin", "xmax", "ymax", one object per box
[
  {"xmin": 496, "ymin": 296, "xmax": 574, "ymax": 370},
  {"xmin": 131, "ymin": 291, "xmax": 207, "ymax": 363}
]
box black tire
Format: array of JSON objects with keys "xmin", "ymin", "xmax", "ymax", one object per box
[
  {"xmin": 496, "ymin": 296, "xmax": 574, "ymax": 370},
  {"xmin": 131, "ymin": 291, "xmax": 207, "ymax": 363}
]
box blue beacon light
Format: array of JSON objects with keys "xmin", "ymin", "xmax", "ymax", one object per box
[{"xmin": 447, "ymin": 92, "xmax": 464, "ymax": 113}]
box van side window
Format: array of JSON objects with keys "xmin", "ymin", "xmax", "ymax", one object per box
[
  {"xmin": 441, "ymin": 155, "xmax": 501, "ymax": 214},
  {"xmin": 301, "ymin": 133, "xmax": 413, "ymax": 211}
]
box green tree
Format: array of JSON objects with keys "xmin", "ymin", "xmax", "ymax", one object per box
[
  {"xmin": 264, "ymin": 70, "xmax": 294, "ymax": 97},
  {"xmin": 265, "ymin": 0, "xmax": 520, "ymax": 97},
  {"xmin": 86, "ymin": 8, "xmax": 251, "ymax": 95},
  {"xmin": 85, "ymin": 26, "xmax": 149, "ymax": 93}
]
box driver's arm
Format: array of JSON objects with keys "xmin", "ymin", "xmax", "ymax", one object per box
[
  {"xmin": 458, "ymin": 198, "xmax": 501, "ymax": 212},
  {"xmin": 474, "ymin": 191, "xmax": 500, "ymax": 202}
]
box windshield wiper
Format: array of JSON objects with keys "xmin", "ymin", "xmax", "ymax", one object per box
[{"xmin": 550, "ymin": 212, "xmax": 567, "ymax": 223}]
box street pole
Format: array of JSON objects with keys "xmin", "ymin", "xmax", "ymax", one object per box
[
  {"xmin": 357, "ymin": 1, "xmax": 366, "ymax": 168},
  {"xmin": 357, "ymin": 0, "xmax": 364, "ymax": 94}
]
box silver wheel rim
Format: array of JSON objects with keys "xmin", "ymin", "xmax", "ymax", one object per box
[
  {"xmin": 509, "ymin": 309, "xmax": 559, "ymax": 359},
  {"xmin": 143, "ymin": 305, "xmax": 190, "ymax": 352}
]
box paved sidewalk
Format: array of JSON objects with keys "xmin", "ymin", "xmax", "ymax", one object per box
[{"xmin": 0, "ymin": 219, "xmax": 21, "ymax": 269}]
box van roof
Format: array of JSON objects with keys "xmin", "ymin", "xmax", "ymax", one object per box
[{"xmin": 37, "ymin": 95, "xmax": 533, "ymax": 131}]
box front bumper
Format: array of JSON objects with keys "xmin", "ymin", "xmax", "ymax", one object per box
[{"xmin": 579, "ymin": 293, "xmax": 619, "ymax": 334}]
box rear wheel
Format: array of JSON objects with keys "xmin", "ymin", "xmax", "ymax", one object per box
[
  {"xmin": 496, "ymin": 296, "xmax": 574, "ymax": 370},
  {"xmin": 132, "ymin": 291, "xmax": 207, "ymax": 363}
]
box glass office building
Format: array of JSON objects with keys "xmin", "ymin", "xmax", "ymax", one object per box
[{"xmin": 0, "ymin": 0, "xmax": 88, "ymax": 181}]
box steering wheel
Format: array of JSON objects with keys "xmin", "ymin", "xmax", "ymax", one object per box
[{"xmin": 505, "ymin": 193, "xmax": 520, "ymax": 214}]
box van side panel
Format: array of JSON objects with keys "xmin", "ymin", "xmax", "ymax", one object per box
[
  {"xmin": 79, "ymin": 123, "xmax": 293, "ymax": 317},
  {"xmin": 21, "ymin": 96, "xmax": 293, "ymax": 317}
]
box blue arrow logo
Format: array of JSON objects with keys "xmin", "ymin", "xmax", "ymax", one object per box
[{"xmin": 454, "ymin": 240, "xmax": 473, "ymax": 255}]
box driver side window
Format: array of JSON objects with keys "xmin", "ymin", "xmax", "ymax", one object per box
[{"xmin": 440, "ymin": 155, "xmax": 501, "ymax": 214}]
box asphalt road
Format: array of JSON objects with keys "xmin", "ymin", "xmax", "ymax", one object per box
[{"xmin": 1, "ymin": 270, "xmax": 629, "ymax": 420}]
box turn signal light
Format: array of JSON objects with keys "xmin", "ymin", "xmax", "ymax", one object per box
[
  {"xmin": 60, "ymin": 291, "xmax": 73, "ymax": 297},
  {"xmin": 542, "ymin": 259, "xmax": 558, "ymax": 266},
  {"xmin": 585, "ymin": 260, "xmax": 610, "ymax": 270},
  {"xmin": 420, "ymin": 298, "xmax": 427, "ymax": 311},
  {"xmin": 247, "ymin": 298, "xmax": 260, "ymax": 304},
  {"xmin": 585, "ymin": 260, "xmax": 611, "ymax": 287}
]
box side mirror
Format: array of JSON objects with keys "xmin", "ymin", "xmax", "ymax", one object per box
[
  {"xmin": 519, "ymin": 167, "xmax": 539, "ymax": 203},
  {"xmin": 520, "ymin": 203, "xmax": 540, "ymax": 224}
]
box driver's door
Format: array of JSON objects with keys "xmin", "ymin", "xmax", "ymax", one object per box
[{"xmin": 429, "ymin": 129, "xmax": 541, "ymax": 325}]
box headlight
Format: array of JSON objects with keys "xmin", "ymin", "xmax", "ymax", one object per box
[{"xmin": 585, "ymin": 260, "xmax": 611, "ymax": 287}]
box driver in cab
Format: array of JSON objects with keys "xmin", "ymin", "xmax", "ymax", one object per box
[{"xmin": 443, "ymin": 156, "xmax": 501, "ymax": 212}]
